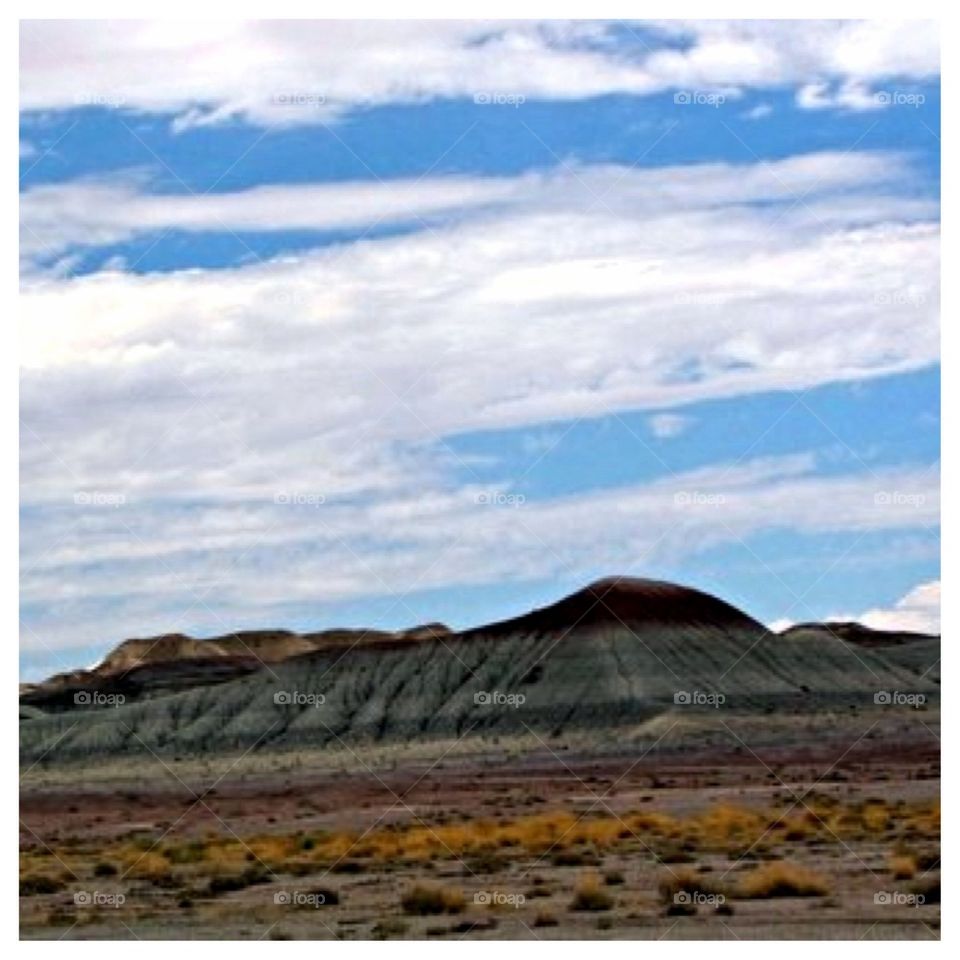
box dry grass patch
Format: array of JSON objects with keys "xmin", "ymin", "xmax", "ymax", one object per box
[
  {"xmin": 400, "ymin": 882, "xmax": 465, "ymax": 915},
  {"xmin": 19, "ymin": 874, "xmax": 65, "ymax": 896},
  {"xmin": 658, "ymin": 866, "xmax": 724, "ymax": 904},
  {"xmin": 533, "ymin": 909, "xmax": 559, "ymax": 927},
  {"xmin": 570, "ymin": 871, "xmax": 614, "ymax": 912},
  {"xmin": 736, "ymin": 861, "xmax": 830, "ymax": 899},
  {"xmin": 121, "ymin": 849, "xmax": 172, "ymax": 881},
  {"xmin": 889, "ymin": 854, "xmax": 917, "ymax": 880}
]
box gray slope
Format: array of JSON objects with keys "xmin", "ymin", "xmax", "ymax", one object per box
[{"xmin": 19, "ymin": 623, "xmax": 938, "ymax": 766}]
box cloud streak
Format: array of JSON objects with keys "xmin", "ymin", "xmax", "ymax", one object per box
[
  {"xmin": 19, "ymin": 144, "xmax": 940, "ymax": 657},
  {"xmin": 20, "ymin": 20, "xmax": 938, "ymax": 126},
  {"xmin": 20, "ymin": 455, "xmax": 940, "ymax": 651},
  {"xmin": 20, "ymin": 150, "xmax": 922, "ymax": 268},
  {"xmin": 21, "ymin": 152, "xmax": 938, "ymax": 513}
]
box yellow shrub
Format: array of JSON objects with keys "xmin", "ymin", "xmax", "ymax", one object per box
[
  {"xmin": 400, "ymin": 882, "xmax": 465, "ymax": 915},
  {"xmin": 570, "ymin": 871, "xmax": 614, "ymax": 912},
  {"xmin": 737, "ymin": 861, "xmax": 830, "ymax": 898},
  {"xmin": 889, "ymin": 854, "xmax": 917, "ymax": 880}
]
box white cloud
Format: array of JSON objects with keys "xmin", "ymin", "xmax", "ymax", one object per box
[
  {"xmin": 742, "ymin": 103, "xmax": 773, "ymax": 120},
  {"xmin": 19, "ymin": 20, "xmax": 938, "ymax": 126},
  {"xmin": 18, "ymin": 149, "xmax": 940, "ymax": 654},
  {"xmin": 857, "ymin": 580, "xmax": 940, "ymax": 634},
  {"xmin": 648, "ymin": 413, "xmax": 692, "ymax": 439},
  {"xmin": 776, "ymin": 579, "xmax": 942, "ymax": 634},
  {"xmin": 796, "ymin": 80, "xmax": 884, "ymax": 111},
  {"xmin": 19, "ymin": 173, "xmax": 527, "ymax": 264},
  {"xmin": 19, "ymin": 456, "xmax": 940, "ymax": 650},
  {"xmin": 20, "ymin": 152, "xmax": 939, "ymax": 506},
  {"xmin": 20, "ymin": 150, "xmax": 920, "ymax": 267}
]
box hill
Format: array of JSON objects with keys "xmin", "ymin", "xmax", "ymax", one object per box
[
  {"xmin": 780, "ymin": 621, "xmax": 940, "ymax": 683},
  {"xmin": 19, "ymin": 577, "xmax": 938, "ymax": 766}
]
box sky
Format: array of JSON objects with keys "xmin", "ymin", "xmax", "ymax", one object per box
[{"xmin": 19, "ymin": 20, "xmax": 940, "ymax": 679}]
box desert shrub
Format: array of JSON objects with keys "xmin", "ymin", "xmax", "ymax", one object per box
[
  {"xmin": 696, "ymin": 804, "xmax": 765, "ymax": 844},
  {"xmin": 569, "ymin": 872, "xmax": 613, "ymax": 912},
  {"xmin": 655, "ymin": 845, "xmax": 695, "ymax": 864},
  {"xmin": 93, "ymin": 861, "xmax": 118, "ymax": 877},
  {"xmin": 20, "ymin": 874, "xmax": 64, "ymax": 896},
  {"xmin": 889, "ymin": 855, "xmax": 917, "ymax": 880},
  {"xmin": 657, "ymin": 867, "xmax": 723, "ymax": 904},
  {"xmin": 603, "ymin": 869, "xmax": 625, "ymax": 886},
  {"xmin": 165, "ymin": 841, "xmax": 207, "ymax": 864},
  {"xmin": 123, "ymin": 850, "xmax": 171, "ymax": 879},
  {"xmin": 450, "ymin": 917, "xmax": 497, "ymax": 934},
  {"xmin": 525, "ymin": 885, "xmax": 553, "ymax": 899},
  {"xmin": 736, "ymin": 862, "xmax": 830, "ymax": 898},
  {"xmin": 372, "ymin": 919, "xmax": 409, "ymax": 939},
  {"xmin": 911, "ymin": 877, "xmax": 940, "ymax": 904},
  {"xmin": 551, "ymin": 849, "xmax": 595, "ymax": 867},
  {"xmin": 467, "ymin": 850, "xmax": 504, "ymax": 873},
  {"xmin": 207, "ymin": 874, "xmax": 247, "ymax": 895},
  {"xmin": 306, "ymin": 885, "xmax": 339, "ymax": 905},
  {"xmin": 400, "ymin": 883, "xmax": 465, "ymax": 915},
  {"xmin": 533, "ymin": 909, "xmax": 558, "ymax": 927},
  {"xmin": 206, "ymin": 865, "xmax": 270, "ymax": 895}
]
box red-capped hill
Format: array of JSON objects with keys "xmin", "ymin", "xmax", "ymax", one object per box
[{"xmin": 462, "ymin": 576, "xmax": 764, "ymax": 638}]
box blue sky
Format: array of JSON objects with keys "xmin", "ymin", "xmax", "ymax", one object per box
[{"xmin": 20, "ymin": 21, "xmax": 940, "ymax": 678}]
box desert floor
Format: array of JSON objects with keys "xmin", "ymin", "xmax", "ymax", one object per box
[{"xmin": 20, "ymin": 710, "xmax": 940, "ymax": 940}]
